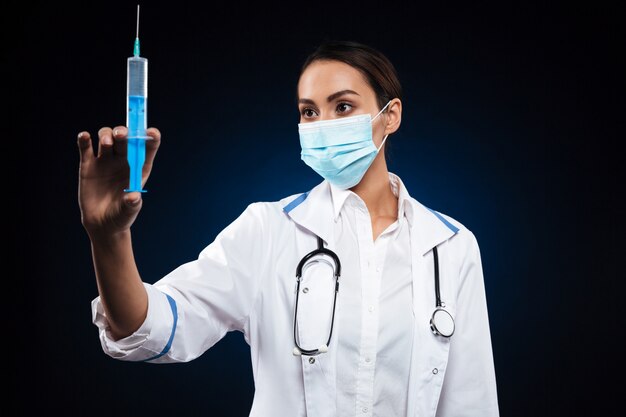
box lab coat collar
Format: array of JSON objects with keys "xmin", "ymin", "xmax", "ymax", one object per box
[
  {"xmin": 407, "ymin": 195, "xmax": 460, "ymax": 254},
  {"xmin": 282, "ymin": 174, "xmax": 459, "ymax": 253},
  {"xmin": 281, "ymin": 180, "xmax": 335, "ymax": 247}
]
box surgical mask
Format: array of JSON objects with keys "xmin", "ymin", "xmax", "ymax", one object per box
[{"xmin": 298, "ymin": 101, "xmax": 392, "ymax": 190}]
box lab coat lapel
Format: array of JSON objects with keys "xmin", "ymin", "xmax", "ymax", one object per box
[
  {"xmin": 282, "ymin": 180, "xmax": 334, "ymax": 247},
  {"xmin": 282, "ymin": 180, "xmax": 338, "ymax": 417},
  {"xmin": 406, "ymin": 198, "xmax": 460, "ymax": 256},
  {"xmin": 406, "ymin": 198, "xmax": 459, "ymax": 417}
]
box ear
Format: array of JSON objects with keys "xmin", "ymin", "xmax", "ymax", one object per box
[{"xmin": 383, "ymin": 98, "xmax": 402, "ymax": 135}]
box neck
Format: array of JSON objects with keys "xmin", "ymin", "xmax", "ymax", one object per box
[{"xmin": 350, "ymin": 152, "xmax": 397, "ymax": 219}]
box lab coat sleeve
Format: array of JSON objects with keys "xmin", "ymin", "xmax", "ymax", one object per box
[
  {"xmin": 92, "ymin": 283, "xmax": 177, "ymax": 361},
  {"xmin": 436, "ymin": 230, "xmax": 500, "ymax": 417},
  {"xmin": 91, "ymin": 202, "xmax": 269, "ymax": 363}
]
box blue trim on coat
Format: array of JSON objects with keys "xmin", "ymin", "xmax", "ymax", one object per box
[
  {"xmin": 143, "ymin": 293, "xmax": 178, "ymax": 362},
  {"xmin": 283, "ymin": 191, "xmax": 310, "ymax": 213},
  {"xmin": 427, "ymin": 208, "xmax": 460, "ymax": 234}
]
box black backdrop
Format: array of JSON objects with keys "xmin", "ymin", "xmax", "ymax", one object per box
[{"xmin": 9, "ymin": 1, "xmax": 622, "ymax": 416}]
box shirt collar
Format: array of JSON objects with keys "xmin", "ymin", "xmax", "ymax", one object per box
[
  {"xmin": 329, "ymin": 172, "xmax": 414, "ymax": 227},
  {"xmin": 282, "ymin": 174, "xmax": 457, "ymax": 255}
]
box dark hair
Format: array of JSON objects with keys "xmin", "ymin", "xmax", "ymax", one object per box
[{"xmin": 299, "ymin": 40, "xmax": 403, "ymax": 111}]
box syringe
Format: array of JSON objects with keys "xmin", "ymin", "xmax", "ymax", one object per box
[{"xmin": 125, "ymin": 5, "xmax": 149, "ymax": 193}]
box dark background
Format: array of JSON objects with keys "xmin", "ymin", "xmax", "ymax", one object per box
[{"xmin": 9, "ymin": 1, "xmax": 622, "ymax": 416}]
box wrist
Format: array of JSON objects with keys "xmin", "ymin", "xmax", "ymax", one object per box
[{"xmin": 88, "ymin": 228, "xmax": 132, "ymax": 248}]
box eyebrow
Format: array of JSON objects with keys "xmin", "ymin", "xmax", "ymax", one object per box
[{"xmin": 298, "ymin": 89, "xmax": 360, "ymax": 105}]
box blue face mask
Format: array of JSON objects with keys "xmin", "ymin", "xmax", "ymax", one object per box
[{"xmin": 298, "ymin": 101, "xmax": 392, "ymax": 190}]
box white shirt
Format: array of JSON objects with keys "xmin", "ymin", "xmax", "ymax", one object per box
[
  {"xmin": 91, "ymin": 172, "xmax": 500, "ymax": 417},
  {"xmin": 331, "ymin": 174, "xmax": 414, "ymax": 417}
]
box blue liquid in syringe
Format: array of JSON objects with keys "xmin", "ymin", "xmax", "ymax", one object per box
[{"xmin": 127, "ymin": 95, "xmax": 147, "ymax": 192}]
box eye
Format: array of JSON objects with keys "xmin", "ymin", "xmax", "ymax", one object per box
[
  {"xmin": 336, "ymin": 102, "xmax": 353, "ymax": 114},
  {"xmin": 301, "ymin": 108, "xmax": 318, "ymax": 119}
]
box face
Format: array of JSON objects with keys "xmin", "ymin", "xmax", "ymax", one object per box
[{"xmin": 297, "ymin": 60, "xmax": 400, "ymax": 149}]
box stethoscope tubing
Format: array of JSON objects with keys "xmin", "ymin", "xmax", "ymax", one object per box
[
  {"xmin": 293, "ymin": 236, "xmax": 341, "ymax": 356},
  {"xmin": 293, "ymin": 236, "xmax": 454, "ymax": 356}
]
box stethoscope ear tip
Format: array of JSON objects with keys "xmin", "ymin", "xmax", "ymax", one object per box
[
  {"xmin": 318, "ymin": 344, "xmax": 328, "ymax": 353},
  {"xmin": 293, "ymin": 347, "xmax": 302, "ymax": 356}
]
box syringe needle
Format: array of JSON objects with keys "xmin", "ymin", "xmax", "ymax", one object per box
[
  {"xmin": 136, "ymin": 5, "xmax": 140, "ymax": 39},
  {"xmin": 133, "ymin": 5, "xmax": 141, "ymax": 57}
]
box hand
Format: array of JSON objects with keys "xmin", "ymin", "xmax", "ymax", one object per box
[{"xmin": 77, "ymin": 126, "xmax": 161, "ymax": 238}]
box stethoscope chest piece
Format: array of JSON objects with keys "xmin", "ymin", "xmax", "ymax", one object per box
[{"xmin": 430, "ymin": 307, "xmax": 455, "ymax": 337}]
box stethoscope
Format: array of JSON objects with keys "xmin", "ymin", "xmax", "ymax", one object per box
[
  {"xmin": 292, "ymin": 236, "xmax": 454, "ymax": 357},
  {"xmin": 292, "ymin": 236, "xmax": 341, "ymax": 356},
  {"xmin": 429, "ymin": 246, "xmax": 456, "ymax": 338}
]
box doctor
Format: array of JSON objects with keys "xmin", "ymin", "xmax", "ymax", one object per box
[{"xmin": 77, "ymin": 40, "xmax": 499, "ymax": 417}]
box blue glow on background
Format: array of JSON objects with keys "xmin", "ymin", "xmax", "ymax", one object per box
[{"xmin": 9, "ymin": 2, "xmax": 621, "ymax": 416}]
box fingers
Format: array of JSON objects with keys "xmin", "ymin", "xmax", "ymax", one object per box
[
  {"xmin": 112, "ymin": 126, "xmax": 158, "ymax": 158},
  {"xmin": 90, "ymin": 126, "xmax": 159, "ymax": 161},
  {"xmin": 113, "ymin": 126, "xmax": 128, "ymax": 156},
  {"xmin": 144, "ymin": 127, "xmax": 162, "ymax": 167},
  {"xmin": 77, "ymin": 131, "xmax": 94, "ymax": 163},
  {"xmin": 97, "ymin": 127, "xmax": 114, "ymax": 158}
]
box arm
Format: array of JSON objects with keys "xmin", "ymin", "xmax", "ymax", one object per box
[
  {"xmin": 81, "ymin": 126, "xmax": 268, "ymax": 363},
  {"xmin": 78, "ymin": 126, "xmax": 161, "ymax": 340},
  {"xmin": 91, "ymin": 202, "xmax": 269, "ymax": 363},
  {"xmin": 90, "ymin": 230, "xmax": 147, "ymax": 340}
]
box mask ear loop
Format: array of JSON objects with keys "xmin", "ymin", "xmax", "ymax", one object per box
[
  {"xmin": 372, "ymin": 100, "xmax": 393, "ymax": 153},
  {"xmin": 376, "ymin": 134, "xmax": 389, "ymax": 153},
  {"xmin": 372, "ymin": 100, "xmax": 393, "ymax": 121}
]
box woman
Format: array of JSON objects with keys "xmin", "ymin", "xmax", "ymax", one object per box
[{"xmin": 78, "ymin": 41, "xmax": 499, "ymax": 417}]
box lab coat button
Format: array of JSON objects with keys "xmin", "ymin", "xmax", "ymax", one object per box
[
  {"xmin": 303, "ymin": 287, "xmax": 309, "ymax": 293},
  {"xmin": 368, "ymin": 305, "xmax": 374, "ymax": 312},
  {"xmin": 362, "ymin": 407, "xmax": 368, "ymax": 413},
  {"xmin": 309, "ymin": 357, "xmax": 315, "ymax": 364},
  {"xmin": 432, "ymin": 368, "xmax": 439, "ymax": 374}
]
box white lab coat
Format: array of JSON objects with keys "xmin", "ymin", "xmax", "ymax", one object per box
[{"xmin": 92, "ymin": 177, "xmax": 499, "ymax": 417}]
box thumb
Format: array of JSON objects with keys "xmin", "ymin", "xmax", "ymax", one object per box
[{"xmin": 122, "ymin": 192, "xmax": 143, "ymax": 214}]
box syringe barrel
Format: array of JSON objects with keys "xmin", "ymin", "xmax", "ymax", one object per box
[
  {"xmin": 125, "ymin": 56, "xmax": 148, "ymax": 193},
  {"xmin": 126, "ymin": 56, "xmax": 148, "ymax": 138},
  {"xmin": 127, "ymin": 56, "xmax": 147, "ymax": 96}
]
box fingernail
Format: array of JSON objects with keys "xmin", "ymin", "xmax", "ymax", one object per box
[
  {"xmin": 103, "ymin": 135, "xmax": 112, "ymax": 145},
  {"xmin": 113, "ymin": 129, "xmax": 119, "ymax": 137},
  {"xmin": 128, "ymin": 197, "xmax": 141, "ymax": 205},
  {"xmin": 78, "ymin": 132, "xmax": 85, "ymax": 140}
]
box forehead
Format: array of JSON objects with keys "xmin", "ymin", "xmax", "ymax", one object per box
[{"xmin": 298, "ymin": 60, "xmax": 373, "ymax": 100}]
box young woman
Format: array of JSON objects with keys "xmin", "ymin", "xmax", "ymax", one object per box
[{"xmin": 78, "ymin": 41, "xmax": 499, "ymax": 417}]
